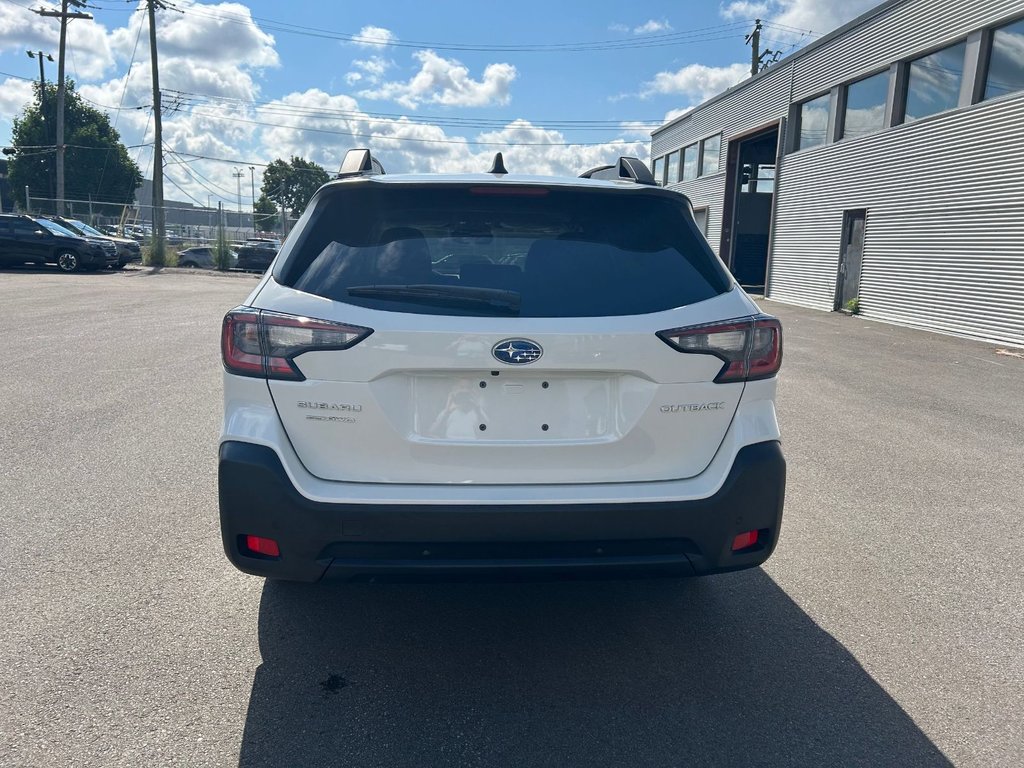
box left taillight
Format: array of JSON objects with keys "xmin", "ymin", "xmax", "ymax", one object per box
[
  {"xmin": 221, "ymin": 307, "xmax": 372, "ymax": 381},
  {"xmin": 657, "ymin": 315, "xmax": 782, "ymax": 383}
]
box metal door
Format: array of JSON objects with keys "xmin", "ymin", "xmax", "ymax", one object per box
[{"xmin": 835, "ymin": 210, "xmax": 866, "ymax": 310}]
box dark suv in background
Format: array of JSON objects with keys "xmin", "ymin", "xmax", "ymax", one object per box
[
  {"xmin": 235, "ymin": 238, "xmax": 281, "ymax": 272},
  {"xmin": 47, "ymin": 216, "xmax": 142, "ymax": 268},
  {"xmin": 0, "ymin": 214, "xmax": 112, "ymax": 272}
]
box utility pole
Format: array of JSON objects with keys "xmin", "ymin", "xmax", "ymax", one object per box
[
  {"xmin": 146, "ymin": 0, "xmax": 169, "ymax": 265},
  {"xmin": 746, "ymin": 19, "xmax": 762, "ymax": 77},
  {"xmin": 35, "ymin": 2, "xmax": 92, "ymax": 216},
  {"xmin": 745, "ymin": 19, "xmax": 780, "ymax": 75},
  {"xmin": 232, "ymin": 168, "xmax": 243, "ymax": 231}
]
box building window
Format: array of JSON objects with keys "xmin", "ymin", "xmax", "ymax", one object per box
[
  {"xmin": 682, "ymin": 143, "xmax": 699, "ymax": 181},
  {"xmin": 700, "ymin": 135, "xmax": 721, "ymax": 176},
  {"xmin": 985, "ymin": 17, "xmax": 1024, "ymax": 100},
  {"xmin": 693, "ymin": 207, "xmax": 709, "ymax": 236},
  {"xmin": 842, "ymin": 71, "xmax": 889, "ymax": 139},
  {"xmin": 652, "ymin": 155, "xmax": 665, "ymax": 185},
  {"xmin": 665, "ymin": 150, "xmax": 680, "ymax": 184},
  {"xmin": 796, "ymin": 93, "xmax": 831, "ymax": 150},
  {"xmin": 904, "ymin": 41, "xmax": 966, "ymax": 122}
]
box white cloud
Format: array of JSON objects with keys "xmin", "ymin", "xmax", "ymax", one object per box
[
  {"xmin": 633, "ymin": 19, "xmax": 673, "ymax": 35},
  {"xmin": 720, "ymin": 2, "xmax": 771, "ymax": 21},
  {"xmin": 0, "ymin": 77, "xmax": 35, "ymax": 127},
  {"xmin": 358, "ymin": 50, "xmax": 517, "ymax": 110},
  {"xmin": 662, "ymin": 107, "xmax": 691, "ymax": 123},
  {"xmin": 641, "ymin": 62, "xmax": 750, "ymax": 102},
  {"xmin": 154, "ymin": 0, "xmax": 279, "ymax": 68},
  {"xmin": 608, "ymin": 23, "xmax": 630, "ymax": 33},
  {"xmin": 353, "ymin": 25, "xmax": 397, "ymax": 48},
  {"xmin": 247, "ymin": 88, "xmax": 647, "ymax": 179},
  {"xmin": 618, "ymin": 121, "xmax": 659, "ymax": 139},
  {"xmin": 721, "ymin": 0, "xmax": 878, "ymax": 37},
  {"xmin": 0, "ymin": 1, "xmax": 115, "ymax": 80},
  {"xmin": 346, "ymin": 56, "xmax": 392, "ymax": 86},
  {"xmin": 771, "ymin": 0, "xmax": 877, "ymax": 35}
]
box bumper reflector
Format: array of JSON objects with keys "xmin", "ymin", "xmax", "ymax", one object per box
[
  {"xmin": 731, "ymin": 530, "xmax": 759, "ymax": 551},
  {"xmin": 243, "ymin": 535, "xmax": 281, "ymax": 558}
]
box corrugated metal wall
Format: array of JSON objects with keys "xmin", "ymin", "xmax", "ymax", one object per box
[
  {"xmin": 791, "ymin": 0, "xmax": 1024, "ymax": 99},
  {"xmin": 771, "ymin": 95, "xmax": 1024, "ymax": 346},
  {"xmin": 666, "ymin": 175, "xmax": 727, "ymax": 257},
  {"xmin": 650, "ymin": 0, "xmax": 1024, "ymax": 346}
]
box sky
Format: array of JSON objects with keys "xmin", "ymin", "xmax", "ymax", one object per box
[{"xmin": 0, "ymin": 0, "xmax": 878, "ymax": 210}]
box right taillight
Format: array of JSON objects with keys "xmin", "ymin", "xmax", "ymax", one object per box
[
  {"xmin": 222, "ymin": 307, "xmax": 372, "ymax": 381},
  {"xmin": 657, "ymin": 315, "xmax": 782, "ymax": 383}
]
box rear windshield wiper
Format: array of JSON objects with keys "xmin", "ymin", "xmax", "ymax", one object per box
[{"xmin": 346, "ymin": 284, "xmax": 521, "ymax": 314}]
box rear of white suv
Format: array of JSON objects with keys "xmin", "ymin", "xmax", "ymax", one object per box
[{"xmin": 219, "ymin": 153, "xmax": 784, "ymax": 582}]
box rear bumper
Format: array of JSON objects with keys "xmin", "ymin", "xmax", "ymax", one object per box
[{"xmin": 219, "ymin": 440, "xmax": 786, "ymax": 582}]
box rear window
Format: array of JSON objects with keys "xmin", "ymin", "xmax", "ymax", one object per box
[{"xmin": 278, "ymin": 183, "xmax": 730, "ymax": 317}]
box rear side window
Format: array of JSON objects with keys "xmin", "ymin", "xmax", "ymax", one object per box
[{"xmin": 279, "ymin": 184, "xmax": 731, "ymax": 317}]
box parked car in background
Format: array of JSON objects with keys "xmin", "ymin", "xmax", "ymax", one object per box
[
  {"xmin": 46, "ymin": 216, "xmax": 142, "ymax": 269},
  {"xmin": 0, "ymin": 214, "xmax": 112, "ymax": 272},
  {"xmin": 235, "ymin": 238, "xmax": 281, "ymax": 272},
  {"xmin": 177, "ymin": 245, "xmax": 237, "ymax": 269}
]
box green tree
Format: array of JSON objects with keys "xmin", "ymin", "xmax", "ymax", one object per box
[
  {"xmin": 253, "ymin": 193, "xmax": 279, "ymax": 232},
  {"xmin": 260, "ymin": 156, "xmax": 330, "ymax": 221},
  {"xmin": 8, "ymin": 81, "xmax": 142, "ymax": 214}
]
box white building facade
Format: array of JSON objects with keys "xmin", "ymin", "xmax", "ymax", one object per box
[{"xmin": 651, "ymin": 0, "xmax": 1024, "ymax": 347}]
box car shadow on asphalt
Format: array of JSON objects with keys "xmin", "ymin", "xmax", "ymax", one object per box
[{"xmin": 237, "ymin": 571, "xmax": 951, "ymax": 767}]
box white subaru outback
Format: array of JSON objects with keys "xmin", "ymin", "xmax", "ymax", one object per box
[{"xmin": 219, "ymin": 150, "xmax": 785, "ymax": 582}]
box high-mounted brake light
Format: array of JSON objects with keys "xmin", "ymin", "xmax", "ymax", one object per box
[
  {"xmin": 221, "ymin": 308, "xmax": 372, "ymax": 381},
  {"xmin": 469, "ymin": 186, "xmax": 549, "ymax": 197},
  {"xmin": 657, "ymin": 316, "xmax": 782, "ymax": 383}
]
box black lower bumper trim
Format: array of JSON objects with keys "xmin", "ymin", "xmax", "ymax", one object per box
[{"xmin": 219, "ymin": 441, "xmax": 785, "ymax": 582}]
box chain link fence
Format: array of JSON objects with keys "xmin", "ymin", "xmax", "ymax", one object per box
[{"xmin": 21, "ymin": 196, "xmax": 265, "ymax": 244}]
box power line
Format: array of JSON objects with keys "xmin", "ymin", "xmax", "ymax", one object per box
[
  {"xmin": 155, "ymin": 110, "xmax": 647, "ymax": 146},
  {"xmin": 164, "ymin": 146, "xmax": 237, "ymax": 198},
  {"xmin": 76, "ymin": 89, "xmax": 663, "ymax": 134},
  {"xmin": 94, "ymin": 9, "xmax": 145, "ymax": 200},
  {"xmin": 159, "ymin": 89, "xmax": 662, "ymax": 130},
  {"xmin": 172, "ymin": 6, "xmax": 754, "ymax": 53}
]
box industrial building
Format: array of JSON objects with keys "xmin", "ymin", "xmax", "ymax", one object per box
[{"xmin": 650, "ymin": 0, "xmax": 1024, "ymax": 347}]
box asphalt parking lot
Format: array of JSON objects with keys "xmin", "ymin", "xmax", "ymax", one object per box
[{"xmin": 1, "ymin": 266, "xmax": 1021, "ymax": 767}]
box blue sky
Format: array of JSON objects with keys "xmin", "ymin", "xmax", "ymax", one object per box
[{"xmin": 0, "ymin": 0, "xmax": 875, "ymax": 208}]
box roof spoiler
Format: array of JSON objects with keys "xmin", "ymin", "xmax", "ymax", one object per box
[
  {"xmin": 579, "ymin": 156, "xmax": 656, "ymax": 186},
  {"xmin": 336, "ymin": 148, "xmax": 386, "ymax": 179}
]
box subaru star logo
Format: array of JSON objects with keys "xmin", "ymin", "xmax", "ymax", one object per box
[{"xmin": 492, "ymin": 338, "xmax": 543, "ymax": 365}]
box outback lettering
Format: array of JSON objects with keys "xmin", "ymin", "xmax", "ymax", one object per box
[{"xmin": 660, "ymin": 402, "xmax": 726, "ymax": 413}]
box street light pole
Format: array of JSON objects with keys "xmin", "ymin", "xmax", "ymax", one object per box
[
  {"xmin": 248, "ymin": 165, "xmax": 256, "ymax": 234},
  {"xmin": 232, "ymin": 167, "xmax": 243, "ymax": 233},
  {"xmin": 26, "ymin": 51, "xmax": 54, "ymax": 202}
]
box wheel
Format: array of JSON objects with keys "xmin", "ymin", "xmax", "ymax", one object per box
[
  {"xmin": 56, "ymin": 250, "xmax": 80, "ymax": 273},
  {"xmin": 181, "ymin": 260, "xmax": 198, "ymax": 268}
]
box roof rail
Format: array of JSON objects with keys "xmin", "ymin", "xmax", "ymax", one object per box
[
  {"xmin": 336, "ymin": 148, "xmax": 386, "ymax": 179},
  {"xmin": 579, "ymin": 156, "xmax": 655, "ymax": 186}
]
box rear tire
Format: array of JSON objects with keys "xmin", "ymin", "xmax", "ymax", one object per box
[{"xmin": 56, "ymin": 251, "xmax": 80, "ymax": 273}]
